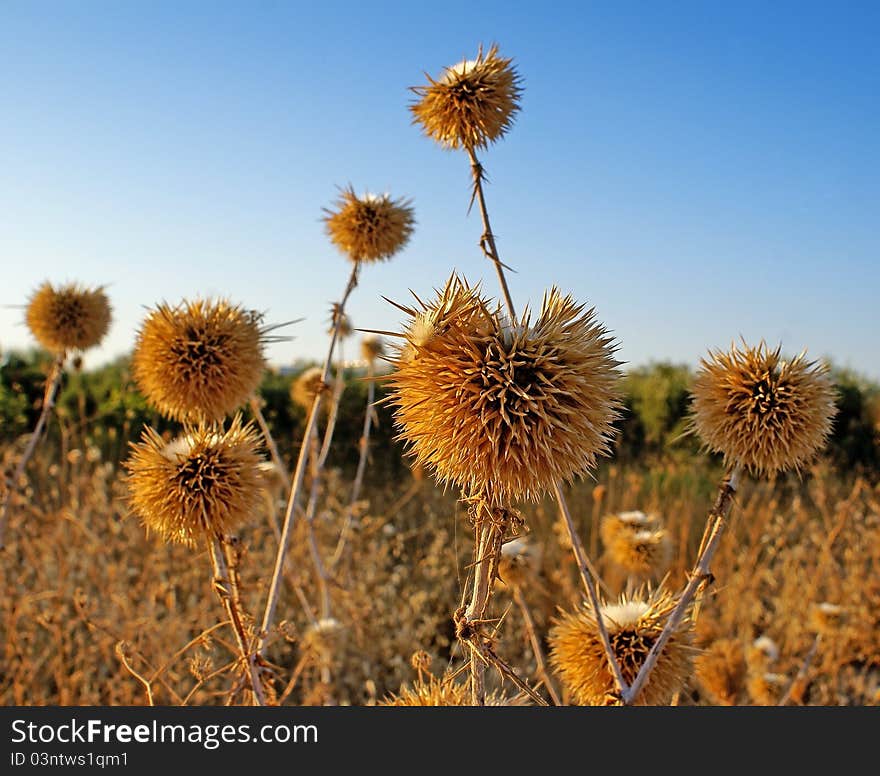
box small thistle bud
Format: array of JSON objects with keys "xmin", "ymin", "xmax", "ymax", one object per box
[
  {"xmin": 26, "ymin": 281, "xmax": 111, "ymax": 354},
  {"xmin": 410, "ymin": 44, "xmax": 523, "ymax": 151},
  {"xmin": 290, "ymin": 366, "xmax": 335, "ymax": 411},
  {"xmin": 549, "ymin": 588, "xmax": 695, "ymax": 706},
  {"xmin": 323, "ymin": 188, "xmax": 414, "ymax": 264},
  {"xmin": 607, "ymin": 527, "xmax": 673, "ymax": 580},
  {"xmin": 387, "ymin": 274, "xmax": 622, "ymax": 504},
  {"xmin": 125, "ymin": 415, "xmax": 265, "ymax": 546},
  {"xmin": 360, "ymin": 334, "xmax": 385, "ymax": 364},
  {"xmin": 132, "ymin": 298, "xmax": 268, "ymax": 423},
  {"xmin": 695, "ymin": 638, "xmax": 747, "ymax": 705},
  {"xmin": 690, "ymin": 341, "xmax": 837, "ymax": 475}
]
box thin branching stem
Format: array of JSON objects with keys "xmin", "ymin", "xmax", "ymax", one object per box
[
  {"xmin": 258, "ymin": 262, "xmax": 359, "ymax": 653},
  {"xmin": 0, "ymin": 353, "xmax": 66, "ymax": 550},
  {"xmin": 623, "ymin": 466, "xmax": 741, "ymax": 705},
  {"xmin": 512, "ymin": 584, "xmax": 562, "ymax": 705}
]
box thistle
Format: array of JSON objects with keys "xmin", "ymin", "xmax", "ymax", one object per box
[
  {"xmin": 132, "ymin": 298, "xmax": 268, "ymax": 423},
  {"xmin": 695, "ymin": 638, "xmax": 747, "ymax": 705},
  {"xmin": 410, "ymin": 44, "xmax": 523, "ymax": 151},
  {"xmin": 291, "ymin": 366, "xmax": 331, "ymax": 411},
  {"xmin": 603, "ymin": 515, "xmax": 672, "ymax": 580},
  {"xmin": 26, "ymin": 281, "xmax": 111, "ymax": 354},
  {"xmin": 549, "ymin": 588, "xmax": 695, "ymax": 705},
  {"xmin": 690, "ymin": 341, "xmax": 837, "ymax": 475},
  {"xmin": 125, "ymin": 416, "xmax": 265, "ymax": 546},
  {"xmin": 386, "ymin": 274, "xmax": 622, "ymax": 504},
  {"xmin": 323, "ymin": 188, "xmax": 415, "ymax": 264},
  {"xmin": 360, "ymin": 334, "xmax": 385, "ymax": 364}
]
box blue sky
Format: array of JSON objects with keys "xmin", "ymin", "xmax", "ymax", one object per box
[{"xmin": 1, "ymin": 1, "xmax": 878, "ymax": 378}]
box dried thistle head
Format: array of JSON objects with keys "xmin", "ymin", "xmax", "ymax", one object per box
[
  {"xmin": 549, "ymin": 588, "xmax": 694, "ymax": 706},
  {"xmin": 26, "ymin": 281, "xmax": 111, "ymax": 353},
  {"xmin": 599, "ymin": 510, "xmax": 662, "ymax": 549},
  {"xmin": 410, "ymin": 43, "xmax": 523, "ymax": 151},
  {"xmin": 386, "ymin": 275, "xmax": 622, "ymax": 504},
  {"xmin": 360, "ymin": 334, "xmax": 385, "ymax": 364},
  {"xmin": 323, "ymin": 188, "xmax": 414, "ymax": 264},
  {"xmin": 302, "ymin": 618, "xmax": 346, "ymax": 658},
  {"xmin": 809, "ymin": 602, "xmax": 845, "ymax": 635},
  {"xmin": 690, "ymin": 341, "xmax": 837, "ymax": 475},
  {"xmin": 606, "ymin": 526, "xmax": 673, "ymax": 579},
  {"xmin": 498, "ymin": 535, "xmax": 541, "ymax": 589},
  {"xmin": 132, "ymin": 298, "xmax": 267, "ymax": 423},
  {"xmin": 291, "ymin": 366, "xmax": 333, "ymax": 411},
  {"xmin": 695, "ymin": 638, "xmax": 747, "ymax": 705},
  {"xmin": 379, "ymin": 676, "xmax": 468, "ymax": 706},
  {"xmin": 748, "ymin": 634, "xmax": 780, "ymax": 667},
  {"xmin": 125, "ymin": 416, "xmax": 265, "ymax": 546}
]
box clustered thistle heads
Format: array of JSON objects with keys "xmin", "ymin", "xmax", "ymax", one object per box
[
  {"xmin": 323, "ymin": 188, "xmax": 415, "ymax": 264},
  {"xmin": 549, "ymin": 588, "xmax": 694, "ymax": 705},
  {"xmin": 387, "ymin": 275, "xmax": 622, "ymax": 504},
  {"xmin": 410, "ymin": 44, "xmax": 523, "ymax": 151},
  {"xmin": 125, "ymin": 416, "xmax": 265, "ymax": 546},
  {"xmin": 132, "ymin": 298, "xmax": 267, "ymax": 423},
  {"xmin": 690, "ymin": 341, "xmax": 837, "ymax": 475},
  {"xmin": 601, "ymin": 511, "xmax": 672, "ymax": 579},
  {"xmin": 694, "ymin": 638, "xmax": 747, "ymax": 705},
  {"xmin": 26, "ymin": 281, "xmax": 112, "ymax": 354}
]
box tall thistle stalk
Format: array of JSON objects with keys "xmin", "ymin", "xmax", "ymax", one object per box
[
  {"xmin": 1, "ymin": 282, "xmax": 112, "ymax": 551},
  {"xmin": 258, "ymin": 189, "xmax": 414, "ymax": 658},
  {"xmin": 409, "ymin": 46, "xmax": 627, "ymax": 701}
]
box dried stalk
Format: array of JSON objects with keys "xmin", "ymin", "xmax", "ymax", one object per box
[
  {"xmin": 258, "ymin": 262, "xmax": 359, "ymax": 652},
  {"xmin": 0, "ymin": 353, "xmax": 66, "ymax": 550},
  {"xmin": 623, "ymin": 466, "xmax": 741, "ymax": 705},
  {"xmin": 208, "ymin": 536, "xmax": 266, "ymax": 705},
  {"xmin": 511, "ymin": 584, "xmax": 562, "ymax": 705}
]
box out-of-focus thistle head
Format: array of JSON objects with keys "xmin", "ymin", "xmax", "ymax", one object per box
[
  {"xmin": 290, "ymin": 366, "xmax": 334, "ymax": 411},
  {"xmin": 599, "ymin": 510, "xmax": 662, "ymax": 552},
  {"xmin": 607, "ymin": 526, "xmax": 672, "ymax": 579},
  {"xmin": 323, "ymin": 188, "xmax": 414, "ymax": 264},
  {"xmin": 379, "ymin": 676, "xmax": 523, "ymax": 706},
  {"xmin": 694, "ymin": 638, "xmax": 747, "ymax": 706},
  {"xmin": 690, "ymin": 341, "xmax": 837, "ymax": 475},
  {"xmin": 498, "ymin": 535, "xmax": 542, "ymax": 589},
  {"xmin": 360, "ymin": 334, "xmax": 385, "ymax": 364},
  {"xmin": 26, "ymin": 281, "xmax": 111, "ymax": 354},
  {"xmin": 549, "ymin": 587, "xmax": 694, "ymax": 706},
  {"xmin": 125, "ymin": 415, "xmax": 265, "ymax": 546},
  {"xmin": 410, "ymin": 44, "xmax": 523, "ymax": 151},
  {"xmin": 386, "ymin": 274, "xmax": 623, "ymax": 504},
  {"xmin": 132, "ymin": 298, "xmax": 267, "ymax": 423}
]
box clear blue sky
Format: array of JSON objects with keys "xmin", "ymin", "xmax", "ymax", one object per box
[{"xmin": 2, "ymin": 1, "xmax": 878, "ymax": 378}]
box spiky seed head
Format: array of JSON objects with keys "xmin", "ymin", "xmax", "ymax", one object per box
[
  {"xmin": 125, "ymin": 416, "xmax": 265, "ymax": 546},
  {"xmin": 387, "ymin": 274, "xmax": 623, "ymax": 504},
  {"xmin": 599, "ymin": 510, "xmax": 662, "ymax": 549},
  {"xmin": 549, "ymin": 588, "xmax": 695, "ymax": 706},
  {"xmin": 498, "ymin": 535, "xmax": 541, "ymax": 588},
  {"xmin": 607, "ymin": 526, "xmax": 673, "ymax": 579},
  {"xmin": 809, "ymin": 602, "xmax": 845, "ymax": 634},
  {"xmin": 132, "ymin": 298, "xmax": 267, "ymax": 423},
  {"xmin": 302, "ymin": 617, "xmax": 345, "ymax": 656},
  {"xmin": 410, "ymin": 44, "xmax": 523, "ymax": 150},
  {"xmin": 749, "ymin": 635, "xmax": 780, "ymax": 666},
  {"xmin": 329, "ymin": 310, "xmax": 353, "ymax": 339},
  {"xmin": 290, "ymin": 366, "xmax": 335, "ymax": 411},
  {"xmin": 25, "ymin": 281, "xmax": 111, "ymax": 354},
  {"xmin": 360, "ymin": 334, "xmax": 385, "ymax": 363},
  {"xmin": 379, "ymin": 677, "xmax": 520, "ymax": 706},
  {"xmin": 323, "ymin": 188, "xmax": 414, "ymax": 264},
  {"xmin": 690, "ymin": 341, "xmax": 837, "ymax": 475},
  {"xmin": 695, "ymin": 638, "xmax": 747, "ymax": 705}
]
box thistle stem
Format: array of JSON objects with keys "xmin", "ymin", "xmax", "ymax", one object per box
[
  {"xmin": 622, "ymin": 466, "xmax": 741, "ymax": 705},
  {"xmin": 466, "ymin": 148, "xmax": 628, "ymax": 699},
  {"xmin": 258, "ymin": 262, "xmax": 359, "ymax": 653},
  {"xmin": 329, "ymin": 360, "xmax": 376, "ymax": 569},
  {"xmin": 512, "ymin": 584, "xmax": 562, "ymax": 705},
  {"xmin": 0, "ymin": 353, "xmax": 66, "ymax": 551},
  {"xmin": 249, "ymin": 396, "xmax": 288, "ymax": 483},
  {"xmin": 208, "ymin": 536, "xmax": 266, "ymax": 706}
]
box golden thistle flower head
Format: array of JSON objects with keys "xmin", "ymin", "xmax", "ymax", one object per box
[
  {"xmin": 323, "ymin": 187, "xmax": 414, "ymax": 264},
  {"xmin": 599, "ymin": 510, "xmax": 662, "ymax": 552},
  {"xmin": 607, "ymin": 526, "xmax": 673, "ymax": 579},
  {"xmin": 386, "ymin": 274, "xmax": 622, "ymax": 503},
  {"xmin": 125, "ymin": 416, "xmax": 265, "ymax": 546},
  {"xmin": 132, "ymin": 298, "xmax": 267, "ymax": 423},
  {"xmin": 695, "ymin": 638, "xmax": 747, "ymax": 705},
  {"xmin": 379, "ymin": 677, "xmax": 521, "ymax": 706},
  {"xmin": 360, "ymin": 334, "xmax": 385, "ymax": 364},
  {"xmin": 290, "ymin": 366, "xmax": 334, "ymax": 410},
  {"xmin": 690, "ymin": 341, "xmax": 837, "ymax": 475},
  {"xmin": 549, "ymin": 588, "xmax": 694, "ymax": 705},
  {"xmin": 26, "ymin": 281, "xmax": 111, "ymax": 354},
  {"xmin": 498, "ymin": 535, "xmax": 542, "ymax": 588},
  {"xmin": 410, "ymin": 43, "xmax": 523, "ymax": 150}
]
